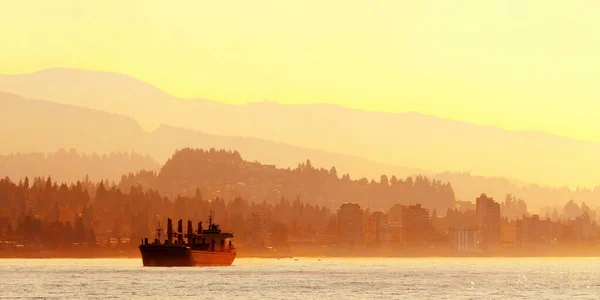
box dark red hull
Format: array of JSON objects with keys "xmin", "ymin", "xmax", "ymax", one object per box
[{"xmin": 139, "ymin": 245, "xmax": 236, "ymax": 267}]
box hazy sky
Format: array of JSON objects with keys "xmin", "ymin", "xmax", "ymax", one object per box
[{"xmin": 1, "ymin": 1, "xmax": 599, "ymax": 142}]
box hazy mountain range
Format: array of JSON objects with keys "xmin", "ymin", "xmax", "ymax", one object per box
[
  {"xmin": 1, "ymin": 68, "xmax": 598, "ymax": 189},
  {"xmin": 1, "ymin": 68, "xmax": 600, "ymax": 210},
  {"xmin": 0, "ymin": 91, "xmax": 420, "ymax": 187}
]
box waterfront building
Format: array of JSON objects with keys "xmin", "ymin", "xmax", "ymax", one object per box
[
  {"xmin": 387, "ymin": 221, "xmax": 403, "ymax": 246},
  {"xmin": 402, "ymin": 204, "xmax": 431, "ymax": 246},
  {"xmin": 516, "ymin": 214, "xmax": 553, "ymax": 247},
  {"xmin": 476, "ymin": 194, "xmax": 501, "ymax": 251},
  {"xmin": 365, "ymin": 211, "xmax": 389, "ymax": 247},
  {"xmin": 449, "ymin": 227, "xmax": 479, "ymax": 252},
  {"xmin": 337, "ymin": 203, "xmax": 364, "ymax": 246},
  {"xmin": 570, "ymin": 213, "xmax": 595, "ymax": 243}
]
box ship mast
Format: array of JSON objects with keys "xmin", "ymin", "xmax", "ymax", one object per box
[
  {"xmin": 208, "ymin": 210, "xmax": 214, "ymax": 229},
  {"xmin": 156, "ymin": 221, "xmax": 163, "ymax": 241}
]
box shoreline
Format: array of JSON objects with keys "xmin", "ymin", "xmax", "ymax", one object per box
[
  {"xmin": 3, "ymin": 252, "xmax": 600, "ymax": 259},
  {"xmin": 3, "ymin": 244, "xmax": 600, "ymax": 259}
]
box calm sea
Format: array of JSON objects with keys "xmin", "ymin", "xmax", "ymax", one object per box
[{"xmin": 1, "ymin": 257, "xmax": 599, "ymax": 299}]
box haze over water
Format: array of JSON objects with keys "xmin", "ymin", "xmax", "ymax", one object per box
[
  {"xmin": 2, "ymin": 258, "xmax": 599, "ymax": 299},
  {"xmin": 1, "ymin": 2, "xmax": 600, "ymax": 299}
]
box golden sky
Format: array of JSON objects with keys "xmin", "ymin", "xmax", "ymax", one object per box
[{"xmin": 1, "ymin": 0, "xmax": 599, "ymax": 142}]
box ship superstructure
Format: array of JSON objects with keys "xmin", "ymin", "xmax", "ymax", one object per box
[{"xmin": 139, "ymin": 213, "xmax": 236, "ymax": 266}]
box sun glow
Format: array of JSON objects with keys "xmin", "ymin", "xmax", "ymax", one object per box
[{"xmin": 1, "ymin": 1, "xmax": 599, "ymax": 142}]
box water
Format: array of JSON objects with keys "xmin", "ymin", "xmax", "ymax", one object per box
[{"xmin": 1, "ymin": 257, "xmax": 599, "ymax": 299}]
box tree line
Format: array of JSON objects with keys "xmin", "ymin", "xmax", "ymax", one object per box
[
  {"xmin": 120, "ymin": 148, "xmax": 457, "ymax": 214},
  {"xmin": 0, "ymin": 174, "xmax": 331, "ymax": 248}
]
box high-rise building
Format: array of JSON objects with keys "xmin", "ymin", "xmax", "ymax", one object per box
[
  {"xmin": 365, "ymin": 211, "xmax": 389, "ymax": 247},
  {"xmin": 476, "ymin": 193, "xmax": 501, "ymax": 251},
  {"xmin": 570, "ymin": 213, "xmax": 594, "ymax": 243},
  {"xmin": 516, "ymin": 214, "xmax": 553, "ymax": 247},
  {"xmin": 387, "ymin": 204, "xmax": 405, "ymax": 246},
  {"xmin": 402, "ymin": 204, "xmax": 431, "ymax": 246},
  {"xmin": 337, "ymin": 203, "xmax": 364, "ymax": 246}
]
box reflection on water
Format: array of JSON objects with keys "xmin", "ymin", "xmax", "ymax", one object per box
[{"xmin": 1, "ymin": 258, "xmax": 599, "ymax": 299}]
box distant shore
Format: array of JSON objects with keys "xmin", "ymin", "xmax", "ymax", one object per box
[{"xmin": 2, "ymin": 247, "xmax": 600, "ymax": 259}]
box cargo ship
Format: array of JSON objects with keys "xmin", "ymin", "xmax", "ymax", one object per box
[{"xmin": 139, "ymin": 213, "xmax": 236, "ymax": 266}]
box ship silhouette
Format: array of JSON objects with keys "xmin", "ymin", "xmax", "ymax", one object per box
[{"xmin": 139, "ymin": 212, "xmax": 236, "ymax": 266}]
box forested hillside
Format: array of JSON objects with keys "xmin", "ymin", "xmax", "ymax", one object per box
[{"xmin": 120, "ymin": 148, "xmax": 456, "ymax": 213}]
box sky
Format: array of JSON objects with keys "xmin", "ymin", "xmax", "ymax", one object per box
[{"xmin": 1, "ymin": 0, "xmax": 599, "ymax": 143}]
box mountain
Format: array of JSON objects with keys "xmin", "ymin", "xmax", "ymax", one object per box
[
  {"xmin": 0, "ymin": 91, "xmax": 145, "ymax": 155},
  {"xmin": 0, "ymin": 91, "xmax": 420, "ymax": 185},
  {"xmin": 148, "ymin": 124, "xmax": 422, "ymax": 180},
  {"xmin": 1, "ymin": 68, "xmax": 598, "ymax": 188},
  {"xmin": 2, "ymin": 89, "xmax": 600, "ymax": 210},
  {"xmin": 122, "ymin": 148, "xmax": 456, "ymax": 213},
  {"xmin": 0, "ymin": 68, "xmax": 170, "ymax": 130}
]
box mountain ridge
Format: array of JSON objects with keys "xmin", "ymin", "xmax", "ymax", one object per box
[
  {"xmin": 3, "ymin": 91, "xmax": 600, "ymax": 210},
  {"xmin": 1, "ymin": 68, "xmax": 599, "ymax": 188},
  {"xmin": 2, "ymin": 68, "xmax": 596, "ymax": 145},
  {"xmin": 0, "ymin": 90, "xmax": 420, "ymax": 184}
]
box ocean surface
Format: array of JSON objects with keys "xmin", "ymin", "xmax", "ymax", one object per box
[{"xmin": 1, "ymin": 257, "xmax": 599, "ymax": 299}]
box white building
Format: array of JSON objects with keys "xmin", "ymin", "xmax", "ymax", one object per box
[{"xmin": 451, "ymin": 227, "xmax": 479, "ymax": 252}]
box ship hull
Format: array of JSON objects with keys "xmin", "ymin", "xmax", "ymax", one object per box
[{"xmin": 139, "ymin": 245, "xmax": 236, "ymax": 267}]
